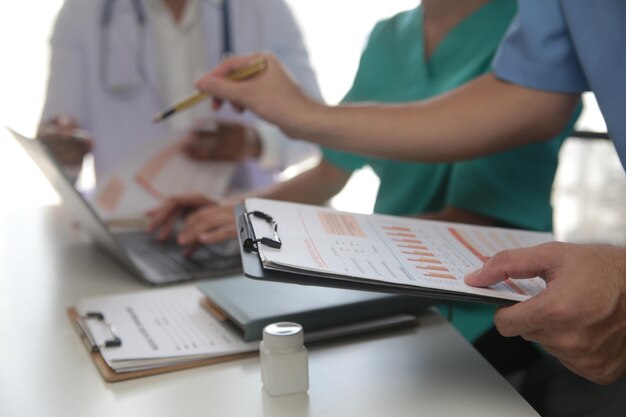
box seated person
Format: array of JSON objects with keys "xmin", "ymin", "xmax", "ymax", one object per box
[
  {"xmin": 148, "ymin": 0, "xmax": 580, "ymax": 366},
  {"xmin": 38, "ymin": 0, "xmax": 320, "ymax": 191}
]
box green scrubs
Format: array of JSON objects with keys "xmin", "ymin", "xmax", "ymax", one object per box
[{"xmin": 323, "ymin": 0, "xmax": 581, "ymax": 341}]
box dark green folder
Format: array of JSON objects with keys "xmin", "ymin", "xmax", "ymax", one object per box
[{"xmin": 198, "ymin": 275, "xmax": 430, "ymax": 342}]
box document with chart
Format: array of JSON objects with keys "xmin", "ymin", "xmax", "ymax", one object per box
[{"xmin": 243, "ymin": 199, "xmax": 553, "ymax": 304}]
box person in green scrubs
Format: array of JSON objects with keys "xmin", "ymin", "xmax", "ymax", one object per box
[{"xmin": 148, "ymin": 0, "xmax": 579, "ymax": 348}]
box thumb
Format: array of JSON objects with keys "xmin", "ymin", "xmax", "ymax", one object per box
[{"xmin": 465, "ymin": 242, "xmax": 560, "ymax": 287}]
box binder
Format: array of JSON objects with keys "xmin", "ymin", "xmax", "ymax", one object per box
[
  {"xmin": 197, "ymin": 276, "xmax": 429, "ymax": 342},
  {"xmin": 235, "ymin": 200, "xmax": 553, "ymax": 306}
]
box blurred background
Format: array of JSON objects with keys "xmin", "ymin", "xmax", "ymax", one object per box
[{"xmin": 0, "ymin": 0, "xmax": 624, "ymax": 245}]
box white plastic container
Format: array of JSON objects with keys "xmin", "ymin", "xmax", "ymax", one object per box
[{"xmin": 260, "ymin": 322, "xmax": 309, "ymax": 397}]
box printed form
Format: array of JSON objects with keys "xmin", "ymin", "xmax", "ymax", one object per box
[
  {"xmin": 246, "ymin": 199, "xmax": 552, "ymax": 302},
  {"xmin": 76, "ymin": 286, "xmax": 256, "ymax": 372}
]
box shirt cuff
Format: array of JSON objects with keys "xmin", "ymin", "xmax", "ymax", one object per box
[
  {"xmin": 255, "ymin": 123, "xmax": 283, "ymax": 171},
  {"xmin": 62, "ymin": 164, "xmax": 82, "ymax": 185}
]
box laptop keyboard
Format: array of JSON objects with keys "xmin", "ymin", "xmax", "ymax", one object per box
[{"xmin": 115, "ymin": 231, "xmax": 241, "ymax": 282}]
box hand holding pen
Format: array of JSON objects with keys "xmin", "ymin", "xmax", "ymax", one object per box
[
  {"xmin": 194, "ymin": 54, "xmax": 321, "ymax": 139},
  {"xmin": 153, "ymin": 56, "xmax": 268, "ymax": 123}
]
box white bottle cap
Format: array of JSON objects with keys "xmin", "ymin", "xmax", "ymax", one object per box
[{"xmin": 262, "ymin": 322, "xmax": 304, "ymax": 351}]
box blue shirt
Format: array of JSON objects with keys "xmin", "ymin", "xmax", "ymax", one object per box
[{"xmin": 493, "ymin": 0, "xmax": 626, "ymax": 170}]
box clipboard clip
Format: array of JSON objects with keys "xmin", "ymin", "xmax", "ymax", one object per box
[
  {"xmin": 239, "ymin": 210, "xmax": 282, "ymax": 252},
  {"xmin": 76, "ymin": 311, "xmax": 122, "ymax": 353}
]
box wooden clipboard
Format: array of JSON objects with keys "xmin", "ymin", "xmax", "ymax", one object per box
[{"xmin": 67, "ymin": 308, "xmax": 256, "ymax": 383}]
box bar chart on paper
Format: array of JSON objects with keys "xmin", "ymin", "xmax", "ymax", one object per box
[
  {"xmin": 373, "ymin": 218, "xmax": 548, "ymax": 297},
  {"xmin": 244, "ymin": 199, "xmax": 553, "ymax": 302},
  {"xmin": 384, "ymin": 226, "xmax": 456, "ymax": 280}
]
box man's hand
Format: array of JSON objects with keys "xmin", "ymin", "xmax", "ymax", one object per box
[
  {"xmin": 183, "ymin": 121, "xmax": 261, "ymax": 162},
  {"xmin": 465, "ymin": 242, "xmax": 626, "ymax": 385},
  {"xmin": 37, "ymin": 115, "xmax": 93, "ymax": 166},
  {"xmin": 145, "ymin": 194, "xmax": 217, "ymax": 242}
]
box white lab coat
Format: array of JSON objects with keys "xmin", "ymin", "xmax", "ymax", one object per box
[{"xmin": 41, "ymin": 0, "xmax": 321, "ymax": 189}]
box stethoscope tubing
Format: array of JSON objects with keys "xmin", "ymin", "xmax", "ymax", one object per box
[{"xmin": 99, "ymin": 0, "xmax": 231, "ymax": 95}]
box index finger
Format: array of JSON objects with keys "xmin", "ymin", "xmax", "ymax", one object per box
[
  {"xmin": 206, "ymin": 54, "xmax": 263, "ymax": 78},
  {"xmin": 464, "ymin": 243, "xmax": 561, "ymax": 288}
]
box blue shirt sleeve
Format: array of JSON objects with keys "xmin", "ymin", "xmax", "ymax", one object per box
[{"xmin": 493, "ymin": 0, "xmax": 589, "ymax": 93}]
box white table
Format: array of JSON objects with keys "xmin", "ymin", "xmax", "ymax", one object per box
[{"xmin": 0, "ymin": 205, "xmax": 539, "ymax": 417}]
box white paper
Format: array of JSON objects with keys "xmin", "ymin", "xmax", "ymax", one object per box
[
  {"xmin": 76, "ymin": 286, "xmax": 256, "ymax": 372},
  {"xmin": 91, "ymin": 137, "xmax": 236, "ymax": 223},
  {"xmin": 246, "ymin": 199, "xmax": 552, "ymax": 302}
]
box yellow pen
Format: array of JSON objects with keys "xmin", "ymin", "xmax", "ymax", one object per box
[{"xmin": 152, "ymin": 56, "xmax": 267, "ymax": 124}]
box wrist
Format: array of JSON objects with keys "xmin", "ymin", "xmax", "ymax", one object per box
[{"xmin": 283, "ymin": 97, "xmax": 330, "ymax": 141}]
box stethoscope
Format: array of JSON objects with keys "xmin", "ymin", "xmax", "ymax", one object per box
[{"xmin": 99, "ymin": 0, "xmax": 232, "ymax": 95}]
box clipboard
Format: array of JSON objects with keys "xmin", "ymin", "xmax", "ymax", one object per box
[
  {"xmin": 235, "ymin": 204, "xmax": 516, "ymax": 306},
  {"xmin": 68, "ymin": 298, "xmax": 420, "ymax": 383},
  {"xmin": 67, "ymin": 307, "xmax": 255, "ymax": 383}
]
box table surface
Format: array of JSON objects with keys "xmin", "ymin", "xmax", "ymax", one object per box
[{"xmin": 0, "ymin": 205, "xmax": 539, "ymax": 417}]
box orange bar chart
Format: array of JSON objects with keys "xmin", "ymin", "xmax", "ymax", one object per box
[
  {"xmin": 399, "ymin": 244, "xmax": 429, "ymax": 250},
  {"xmin": 402, "ymin": 251, "xmax": 435, "ymax": 257},
  {"xmin": 504, "ymin": 278, "xmax": 527, "ymax": 296},
  {"xmin": 386, "ymin": 232, "xmax": 418, "ymax": 238},
  {"xmin": 385, "ymin": 226, "xmax": 459, "ymax": 280},
  {"xmin": 424, "ymin": 272, "xmax": 456, "ymax": 280},
  {"xmin": 415, "ymin": 265, "xmax": 449, "ymax": 272},
  {"xmin": 392, "ymin": 238, "xmax": 423, "ymax": 244},
  {"xmin": 448, "ymin": 228, "xmax": 488, "ymax": 262},
  {"xmin": 407, "ymin": 257, "xmax": 442, "ymax": 264},
  {"xmin": 383, "ymin": 226, "xmax": 411, "ymax": 232}
]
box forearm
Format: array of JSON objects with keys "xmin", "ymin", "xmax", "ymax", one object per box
[
  {"xmin": 418, "ymin": 206, "xmax": 508, "ymax": 228},
  {"xmin": 296, "ymin": 74, "xmax": 579, "ymax": 162},
  {"xmin": 227, "ymin": 159, "xmax": 350, "ymax": 206},
  {"xmin": 254, "ymin": 123, "xmax": 320, "ymax": 171}
]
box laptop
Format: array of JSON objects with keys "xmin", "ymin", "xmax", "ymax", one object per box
[{"xmin": 9, "ymin": 128, "xmax": 241, "ymax": 285}]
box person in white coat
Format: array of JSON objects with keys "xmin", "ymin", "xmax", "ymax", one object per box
[{"xmin": 38, "ymin": 0, "xmax": 321, "ymax": 191}]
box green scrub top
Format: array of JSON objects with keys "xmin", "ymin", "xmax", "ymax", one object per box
[{"xmin": 323, "ymin": 0, "xmax": 581, "ymax": 342}]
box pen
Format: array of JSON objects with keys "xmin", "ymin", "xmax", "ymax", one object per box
[{"xmin": 152, "ymin": 56, "xmax": 267, "ymax": 123}]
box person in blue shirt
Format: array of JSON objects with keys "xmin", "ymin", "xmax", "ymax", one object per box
[{"xmin": 194, "ymin": 0, "xmax": 626, "ymax": 388}]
